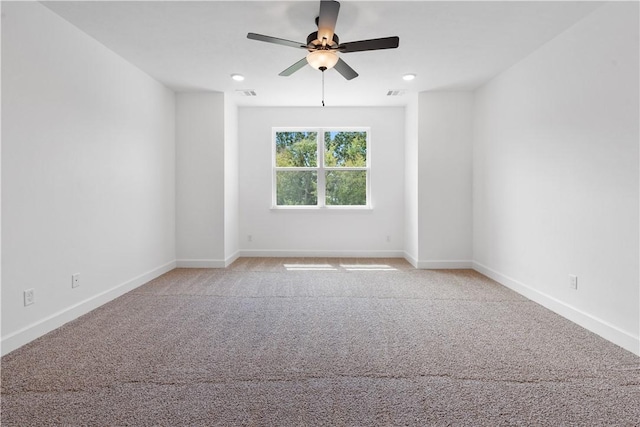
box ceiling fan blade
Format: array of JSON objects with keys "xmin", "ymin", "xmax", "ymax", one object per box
[
  {"xmin": 339, "ymin": 36, "xmax": 400, "ymax": 53},
  {"xmin": 333, "ymin": 58, "xmax": 358, "ymax": 80},
  {"xmin": 279, "ymin": 58, "xmax": 308, "ymax": 76},
  {"xmin": 247, "ymin": 33, "xmax": 306, "ymax": 49},
  {"xmin": 317, "ymin": 0, "xmax": 340, "ymax": 43}
]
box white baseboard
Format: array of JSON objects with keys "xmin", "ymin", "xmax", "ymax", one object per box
[
  {"xmin": 473, "ymin": 261, "xmax": 640, "ymax": 356},
  {"xmin": 1, "ymin": 260, "xmax": 176, "ymax": 356},
  {"xmin": 416, "ymin": 260, "xmax": 473, "ymax": 269},
  {"xmin": 224, "ymin": 251, "xmax": 241, "ymax": 267},
  {"xmin": 403, "ymin": 252, "xmax": 418, "ymax": 268},
  {"xmin": 175, "ymin": 259, "xmax": 226, "ymax": 268},
  {"xmin": 239, "ymin": 249, "xmax": 405, "ymax": 258},
  {"xmin": 174, "ymin": 252, "xmax": 239, "ymax": 268}
]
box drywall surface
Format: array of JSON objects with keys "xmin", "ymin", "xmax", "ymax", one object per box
[
  {"xmin": 473, "ymin": 2, "xmax": 639, "ymax": 354},
  {"xmin": 1, "ymin": 2, "xmax": 176, "ymax": 354},
  {"xmin": 238, "ymin": 107, "xmax": 404, "ymax": 257},
  {"xmin": 418, "ymin": 92, "xmax": 474, "ymax": 268},
  {"xmin": 224, "ymin": 98, "xmax": 240, "ymax": 265},
  {"xmin": 175, "ymin": 92, "xmax": 225, "ymax": 266},
  {"xmin": 404, "ymin": 96, "xmax": 419, "ymax": 266}
]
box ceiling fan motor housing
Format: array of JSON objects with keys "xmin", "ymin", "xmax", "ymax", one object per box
[{"xmin": 307, "ymin": 31, "xmax": 339, "ymax": 50}]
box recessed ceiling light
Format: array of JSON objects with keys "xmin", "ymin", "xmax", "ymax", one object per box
[
  {"xmin": 403, "ymin": 74, "xmax": 416, "ymax": 81},
  {"xmin": 231, "ymin": 74, "xmax": 245, "ymax": 82}
]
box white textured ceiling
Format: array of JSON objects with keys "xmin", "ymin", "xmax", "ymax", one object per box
[{"xmin": 43, "ymin": 1, "xmax": 603, "ymax": 107}]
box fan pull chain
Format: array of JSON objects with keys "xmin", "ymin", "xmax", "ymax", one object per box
[{"xmin": 321, "ymin": 69, "xmax": 325, "ymax": 107}]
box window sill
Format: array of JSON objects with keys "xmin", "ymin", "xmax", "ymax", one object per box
[{"xmin": 270, "ymin": 205, "xmax": 373, "ymax": 212}]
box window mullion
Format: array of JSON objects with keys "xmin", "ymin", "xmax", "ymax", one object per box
[{"xmin": 317, "ymin": 129, "xmax": 326, "ymax": 207}]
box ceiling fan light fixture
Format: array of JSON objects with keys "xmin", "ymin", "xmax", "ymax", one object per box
[{"xmin": 306, "ymin": 50, "xmax": 339, "ymax": 70}]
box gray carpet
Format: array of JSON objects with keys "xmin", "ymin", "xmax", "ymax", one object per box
[{"xmin": 2, "ymin": 258, "xmax": 639, "ymax": 426}]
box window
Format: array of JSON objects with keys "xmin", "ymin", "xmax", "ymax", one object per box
[{"xmin": 273, "ymin": 128, "xmax": 370, "ymax": 208}]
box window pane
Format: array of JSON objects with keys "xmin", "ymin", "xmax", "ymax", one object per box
[
  {"xmin": 325, "ymin": 170, "xmax": 367, "ymax": 206},
  {"xmin": 276, "ymin": 171, "xmax": 318, "ymax": 205},
  {"xmin": 324, "ymin": 131, "xmax": 367, "ymax": 167},
  {"xmin": 275, "ymin": 132, "xmax": 317, "ymax": 167}
]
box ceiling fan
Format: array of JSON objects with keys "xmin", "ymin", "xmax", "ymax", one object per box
[{"xmin": 247, "ymin": 0, "xmax": 400, "ymax": 80}]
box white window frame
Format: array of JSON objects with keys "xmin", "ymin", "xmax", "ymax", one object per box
[{"xmin": 272, "ymin": 127, "xmax": 371, "ymax": 209}]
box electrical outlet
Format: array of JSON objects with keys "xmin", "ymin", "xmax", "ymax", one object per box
[
  {"xmin": 72, "ymin": 273, "xmax": 80, "ymax": 288},
  {"xmin": 247, "ymin": 235, "xmax": 252, "ymax": 242},
  {"xmin": 386, "ymin": 235, "xmax": 391, "ymax": 242},
  {"xmin": 569, "ymin": 274, "xmax": 578, "ymax": 290},
  {"xmin": 24, "ymin": 289, "xmax": 35, "ymax": 306}
]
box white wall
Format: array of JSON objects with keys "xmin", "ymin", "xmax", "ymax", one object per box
[
  {"xmin": 417, "ymin": 92, "xmax": 474, "ymax": 268},
  {"xmin": 224, "ymin": 98, "xmax": 240, "ymax": 265},
  {"xmin": 404, "ymin": 96, "xmax": 419, "ymax": 266},
  {"xmin": 238, "ymin": 107, "xmax": 405, "ymax": 257},
  {"xmin": 473, "ymin": 2, "xmax": 639, "ymax": 354},
  {"xmin": 1, "ymin": 2, "xmax": 176, "ymax": 355},
  {"xmin": 175, "ymin": 92, "xmax": 226, "ymax": 267}
]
